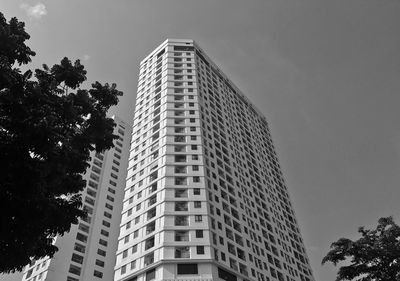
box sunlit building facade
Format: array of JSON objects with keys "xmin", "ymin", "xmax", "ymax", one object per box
[
  {"xmin": 21, "ymin": 116, "xmax": 131, "ymax": 281},
  {"xmin": 114, "ymin": 39, "xmax": 315, "ymax": 281}
]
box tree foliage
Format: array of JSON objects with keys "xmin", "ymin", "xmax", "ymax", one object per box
[
  {"xmin": 0, "ymin": 12, "xmax": 123, "ymax": 273},
  {"xmin": 322, "ymin": 216, "xmax": 400, "ymax": 281}
]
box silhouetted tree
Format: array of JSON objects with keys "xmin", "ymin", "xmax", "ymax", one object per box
[
  {"xmin": 322, "ymin": 216, "xmax": 400, "ymax": 281},
  {"xmin": 0, "ymin": 12, "xmax": 123, "ymax": 272}
]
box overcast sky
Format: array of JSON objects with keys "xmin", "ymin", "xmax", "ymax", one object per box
[{"xmin": 1, "ymin": 0, "xmax": 400, "ymax": 280}]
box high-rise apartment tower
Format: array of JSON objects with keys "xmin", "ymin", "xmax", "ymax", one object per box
[
  {"xmin": 21, "ymin": 116, "xmax": 131, "ymax": 281},
  {"xmin": 115, "ymin": 39, "xmax": 315, "ymax": 281}
]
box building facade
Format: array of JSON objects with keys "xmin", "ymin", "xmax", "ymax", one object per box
[
  {"xmin": 114, "ymin": 39, "xmax": 315, "ymax": 281},
  {"xmin": 21, "ymin": 116, "xmax": 131, "ymax": 281}
]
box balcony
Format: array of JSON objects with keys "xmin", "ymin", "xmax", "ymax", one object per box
[
  {"xmin": 174, "ymin": 145, "xmax": 186, "ymax": 152},
  {"xmin": 149, "ymin": 172, "xmax": 158, "ymax": 182},
  {"xmin": 175, "ymin": 177, "xmax": 187, "ymax": 185},
  {"xmin": 174, "ymin": 166, "xmax": 187, "ymax": 174},
  {"xmin": 175, "ymin": 202, "xmax": 188, "ymax": 211},
  {"xmin": 147, "ymin": 208, "xmax": 156, "ymax": 220},
  {"xmin": 175, "ymin": 155, "xmax": 186, "ymax": 163},
  {"xmin": 174, "ymin": 136, "xmax": 185, "ymax": 143},
  {"xmin": 145, "ymin": 237, "xmax": 155, "ymax": 250},
  {"xmin": 174, "ymin": 111, "xmax": 185, "ymax": 116},
  {"xmin": 175, "ymin": 247, "xmax": 190, "ymax": 258},
  {"xmin": 146, "ymin": 222, "xmax": 155, "ymax": 234},
  {"xmin": 148, "ymin": 196, "xmax": 157, "ymax": 207},
  {"xmin": 175, "ymin": 189, "xmax": 188, "ymax": 198},
  {"xmin": 174, "ymin": 231, "xmax": 189, "ymax": 241},
  {"xmin": 175, "ymin": 216, "xmax": 188, "ymax": 226},
  {"xmin": 144, "ymin": 252, "xmax": 154, "ymax": 266},
  {"xmin": 174, "ymin": 119, "xmax": 185, "ymax": 125},
  {"xmin": 174, "ymin": 127, "xmax": 185, "ymax": 133}
]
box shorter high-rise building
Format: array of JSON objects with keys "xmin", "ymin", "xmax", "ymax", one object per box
[{"xmin": 21, "ymin": 116, "xmax": 131, "ymax": 281}]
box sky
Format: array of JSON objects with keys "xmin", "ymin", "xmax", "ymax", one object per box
[{"xmin": 1, "ymin": 0, "xmax": 399, "ymax": 280}]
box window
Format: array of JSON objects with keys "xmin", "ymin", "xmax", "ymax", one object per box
[
  {"xmin": 218, "ymin": 267, "xmax": 237, "ymax": 281},
  {"xmin": 148, "ymin": 195, "xmax": 157, "ymax": 206},
  {"xmin": 25, "ymin": 269, "xmax": 33, "ymax": 279},
  {"xmin": 146, "ymin": 221, "xmax": 156, "ymax": 234},
  {"xmin": 194, "ymin": 201, "xmax": 201, "ymax": 208},
  {"xmin": 87, "ymin": 188, "xmax": 96, "ymax": 197},
  {"xmin": 130, "ymin": 260, "xmax": 136, "ymax": 270},
  {"xmin": 123, "ymin": 249, "xmax": 128, "ymax": 258},
  {"xmin": 99, "ymin": 238, "xmax": 108, "ymax": 246},
  {"xmin": 193, "ymin": 176, "xmax": 200, "ymax": 183},
  {"xmin": 196, "ymin": 246, "xmax": 205, "ymax": 254},
  {"xmin": 175, "ymin": 246, "xmax": 190, "ymax": 258},
  {"xmin": 76, "ymin": 233, "xmax": 88, "ymax": 243},
  {"xmin": 177, "ymin": 264, "xmax": 198, "ymax": 275},
  {"xmin": 144, "ymin": 252, "xmax": 154, "ymax": 266},
  {"xmin": 149, "ymin": 183, "xmax": 157, "ymax": 193},
  {"xmin": 146, "ymin": 269, "xmax": 156, "ymax": 281},
  {"xmin": 149, "ymin": 171, "xmax": 158, "ymax": 182},
  {"xmin": 121, "ymin": 265, "xmax": 126, "ymax": 274},
  {"xmin": 97, "ymin": 249, "xmax": 106, "ymax": 257},
  {"xmin": 69, "ymin": 265, "xmax": 81, "ymax": 276},
  {"xmin": 195, "ymin": 215, "xmax": 203, "ymax": 222},
  {"xmin": 83, "ymin": 205, "xmax": 93, "ymax": 214},
  {"xmin": 175, "ymin": 231, "xmax": 189, "ymax": 241},
  {"xmin": 88, "ymin": 180, "xmax": 98, "ymax": 189},
  {"xmin": 147, "ymin": 208, "xmax": 156, "ymax": 220},
  {"xmin": 195, "ymin": 230, "xmax": 203, "ymax": 238},
  {"xmin": 95, "ymin": 259, "xmax": 104, "ymax": 267},
  {"xmin": 71, "ymin": 253, "xmax": 84, "ymax": 264},
  {"xmin": 104, "ymin": 211, "xmax": 112, "ymax": 219},
  {"xmin": 74, "ymin": 243, "xmax": 86, "ymax": 253},
  {"xmin": 145, "ymin": 236, "xmax": 155, "ymax": 250},
  {"xmin": 85, "ymin": 196, "xmax": 95, "ymax": 206},
  {"xmin": 193, "ymin": 188, "xmax": 201, "ymax": 195},
  {"xmin": 93, "ymin": 270, "xmax": 103, "ymax": 278}
]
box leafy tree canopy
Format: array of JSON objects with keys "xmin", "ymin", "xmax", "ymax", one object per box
[
  {"xmin": 0, "ymin": 12, "xmax": 123, "ymax": 273},
  {"xmin": 322, "ymin": 216, "xmax": 400, "ymax": 281}
]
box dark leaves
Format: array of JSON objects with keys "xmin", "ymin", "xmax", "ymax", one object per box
[
  {"xmin": 0, "ymin": 13, "xmax": 35, "ymax": 65},
  {"xmin": 51, "ymin": 57, "xmax": 87, "ymax": 89},
  {"xmin": 322, "ymin": 217, "xmax": 400, "ymax": 281},
  {"xmin": 0, "ymin": 12, "xmax": 123, "ymax": 273}
]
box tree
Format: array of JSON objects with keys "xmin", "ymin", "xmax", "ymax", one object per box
[
  {"xmin": 0, "ymin": 12, "xmax": 123, "ymax": 273},
  {"xmin": 322, "ymin": 216, "xmax": 400, "ymax": 281}
]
